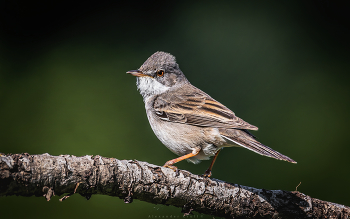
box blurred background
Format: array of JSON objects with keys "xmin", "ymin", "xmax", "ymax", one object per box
[{"xmin": 1, "ymin": 1, "xmax": 349, "ymax": 218}]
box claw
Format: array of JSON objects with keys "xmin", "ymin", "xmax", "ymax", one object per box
[
  {"xmin": 163, "ymin": 164, "xmax": 178, "ymax": 172},
  {"xmin": 202, "ymin": 169, "xmax": 212, "ymax": 178}
]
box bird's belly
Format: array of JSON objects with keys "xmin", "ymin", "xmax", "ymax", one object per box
[{"xmin": 147, "ymin": 111, "xmax": 227, "ymax": 162}]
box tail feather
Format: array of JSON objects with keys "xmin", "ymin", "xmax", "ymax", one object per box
[{"xmin": 220, "ymin": 129, "xmax": 296, "ymax": 163}]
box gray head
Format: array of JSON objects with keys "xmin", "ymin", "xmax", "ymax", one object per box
[{"xmin": 127, "ymin": 51, "xmax": 188, "ymax": 98}]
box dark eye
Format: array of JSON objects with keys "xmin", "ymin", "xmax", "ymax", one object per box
[{"xmin": 156, "ymin": 70, "xmax": 164, "ymax": 77}]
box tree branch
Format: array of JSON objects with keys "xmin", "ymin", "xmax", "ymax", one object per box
[{"xmin": 0, "ymin": 153, "xmax": 349, "ymax": 218}]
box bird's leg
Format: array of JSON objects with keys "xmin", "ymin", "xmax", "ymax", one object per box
[
  {"xmin": 202, "ymin": 149, "xmax": 221, "ymax": 177},
  {"xmin": 163, "ymin": 148, "xmax": 201, "ymax": 172}
]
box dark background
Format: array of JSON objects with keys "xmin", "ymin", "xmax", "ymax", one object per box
[{"xmin": 1, "ymin": 1, "xmax": 349, "ymax": 218}]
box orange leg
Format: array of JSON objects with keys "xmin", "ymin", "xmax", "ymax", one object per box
[
  {"xmin": 163, "ymin": 148, "xmax": 201, "ymax": 172},
  {"xmin": 202, "ymin": 149, "xmax": 221, "ymax": 177}
]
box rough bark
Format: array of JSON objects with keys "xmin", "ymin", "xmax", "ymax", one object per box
[{"xmin": 0, "ymin": 153, "xmax": 349, "ymax": 218}]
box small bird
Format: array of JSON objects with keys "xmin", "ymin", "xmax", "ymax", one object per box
[{"xmin": 127, "ymin": 51, "xmax": 296, "ymax": 177}]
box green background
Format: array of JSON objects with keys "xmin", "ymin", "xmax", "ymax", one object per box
[{"xmin": 1, "ymin": 1, "xmax": 349, "ymax": 218}]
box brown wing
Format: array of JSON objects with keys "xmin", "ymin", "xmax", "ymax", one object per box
[{"xmin": 153, "ymin": 84, "xmax": 258, "ymax": 130}]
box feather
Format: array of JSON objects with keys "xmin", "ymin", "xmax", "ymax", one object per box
[
  {"xmin": 219, "ymin": 128, "xmax": 296, "ymax": 163},
  {"xmin": 153, "ymin": 84, "xmax": 258, "ymax": 130}
]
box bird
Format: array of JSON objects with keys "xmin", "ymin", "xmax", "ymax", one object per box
[{"xmin": 127, "ymin": 51, "xmax": 296, "ymax": 177}]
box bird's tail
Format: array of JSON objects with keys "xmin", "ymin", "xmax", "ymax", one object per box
[{"xmin": 219, "ymin": 128, "xmax": 296, "ymax": 163}]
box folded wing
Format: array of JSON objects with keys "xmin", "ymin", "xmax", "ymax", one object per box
[{"xmin": 153, "ymin": 84, "xmax": 258, "ymax": 130}]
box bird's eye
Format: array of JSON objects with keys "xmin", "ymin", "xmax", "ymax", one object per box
[{"xmin": 156, "ymin": 70, "xmax": 164, "ymax": 77}]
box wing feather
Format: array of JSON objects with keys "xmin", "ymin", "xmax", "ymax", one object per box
[{"xmin": 153, "ymin": 84, "xmax": 258, "ymax": 130}]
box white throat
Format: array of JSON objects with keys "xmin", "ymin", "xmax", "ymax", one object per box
[{"xmin": 136, "ymin": 76, "xmax": 170, "ymax": 99}]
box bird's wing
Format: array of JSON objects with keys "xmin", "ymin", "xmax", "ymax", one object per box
[
  {"xmin": 219, "ymin": 128, "xmax": 296, "ymax": 163},
  {"xmin": 153, "ymin": 85, "xmax": 258, "ymax": 130}
]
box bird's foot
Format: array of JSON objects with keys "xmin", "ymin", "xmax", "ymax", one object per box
[
  {"xmin": 163, "ymin": 162, "xmax": 178, "ymax": 173},
  {"xmin": 202, "ymin": 169, "xmax": 212, "ymax": 178}
]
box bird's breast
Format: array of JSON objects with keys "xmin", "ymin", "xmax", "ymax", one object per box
[{"xmin": 145, "ymin": 105, "xmax": 227, "ymax": 158}]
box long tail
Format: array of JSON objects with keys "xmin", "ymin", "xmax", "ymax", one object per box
[{"xmin": 219, "ymin": 128, "xmax": 296, "ymax": 163}]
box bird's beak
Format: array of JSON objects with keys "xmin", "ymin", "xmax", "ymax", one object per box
[{"xmin": 126, "ymin": 70, "xmax": 147, "ymax": 77}]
